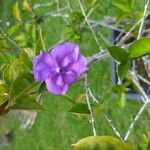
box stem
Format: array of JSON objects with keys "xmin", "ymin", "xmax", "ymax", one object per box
[
  {"xmin": 84, "ymin": 73, "xmax": 124, "ymax": 140},
  {"xmin": 103, "ymin": 112, "xmax": 124, "ymax": 141},
  {"xmin": 87, "ymin": 51, "xmax": 110, "ymax": 66},
  {"xmin": 130, "ymin": 71, "xmax": 150, "ymax": 103},
  {"xmin": 137, "ymin": 0, "xmax": 150, "ymax": 39},
  {"xmin": 39, "ymin": 28, "xmax": 46, "ymax": 51},
  {"xmin": 0, "ymin": 27, "xmax": 22, "ymax": 50},
  {"xmin": 33, "ymin": 2, "xmax": 56, "ymax": 9},
  {"xmin": 77, "ymin": 0, "xmax": 102, "ymax": 51},
  {"xmin": 117, "ymin": 19, "xmax": 142, "ymax": 45},
  {"xmin": 65, "ymin": 0, "xmax": 73, "ymax": 12},
  {"xmin": 124, "ymin": 103, "xmax": 148, "ymax": 141},
  {"xmin": 84, "ymin": 73, "xmax": 97, "ymax": 136}
]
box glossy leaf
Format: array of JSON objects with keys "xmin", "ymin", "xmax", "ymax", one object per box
[
  {"xmin": 128, "ymin": 38, "xmax": 150, "ymax": 59},
  {"xmin": 118, "ymin": 62, "xmax": 130, "ymax": 80},
  {"xmin": 72, "ymin": 136, "xmax": 134, "ymax": 150},
  {"xmin": 107, "ymin": 46, "xmax": 129, "ymax": 62},
  {"xmin": 11, "ymin": 95, "xmax": 45, "ymax": 111},
  {"xmin": 9, "ymin": 73, "xmax": 37, "ymax": 104},
  {"xmin": 69, "ymin": 103, "xmax": 90, "ymax": 114}
]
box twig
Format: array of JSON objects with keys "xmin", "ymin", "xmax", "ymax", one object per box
[
  {"xmin": 137, "ymin": 74, "xmax": 150, "ymax": 86},
  {"xmin": 117, "ymin": 19, "xmax": 142, "ymax": 45},
  {"xmin": 84, "ymin": 73, "xmax": 97, "ymax": 136},
  {"xmin": 89, "ymin": 19, "xmax": 125, "ymax": 33},
  {"xmin": 87, "ymin": 51, "xmax": 110, "ymax": 66},
  {"xmin": 103, "ymin": 112, "xmax": 124, "ymax": 141},
  {"xmin": 137, "ymin": 0, "xmax": 150, "ymax": 39},
  {"xmin": 84, "ymin": 74, "xmax": 124, "ymax": 140},
  {"xmin": 33, "ymin": 2, "xmax": 56, "ymax": 9},
  {"xmin": 97, "ymin": 32, "xmax": 110, "ymax": 45},
  {"xmin": 77, "ymin": 0, "xmax": 102, "ymax": 51},
  {"xmin": 124, "ymin": 103, "xmax": 148, "ymax": 141},
  {"xmin": 0, "ymin": 27, "xmax": 22, "ymax": 50},
  {"xmin": 65, "ymin": 0, "xmax": 73, "ymax": 12},
  {"xmin": 129, "ymin": 71, "xmax": 150, "ymax": 103}
]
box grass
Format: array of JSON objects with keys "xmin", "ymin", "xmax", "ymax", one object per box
[{"xmin": 0, "ymin": 0, "xmax": 149, "ymax": 150}]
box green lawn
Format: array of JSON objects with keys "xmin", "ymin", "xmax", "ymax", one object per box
[{"xmin": 0, "ymin": 0, "xmax": 149, "ymax": 150}]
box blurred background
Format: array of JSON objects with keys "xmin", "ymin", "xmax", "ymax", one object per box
[{"xmin": 0, "ymin": 0, "xmax": 150, "ymax": 149}]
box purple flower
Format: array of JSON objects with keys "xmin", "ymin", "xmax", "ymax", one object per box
[{"xmin": 32, "ymin": 42, "xmax": 87, "ymax": 95}]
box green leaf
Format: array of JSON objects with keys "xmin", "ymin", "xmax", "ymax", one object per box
[
  {"xmin": 118, "ymin": 62, "xmax": 130, "ymax": 80},
  {"xmin": 0, "ymin": 83, "xmax": 8, "ymax": 105},
  {"xmin": 147, "ymin": 140, "xmax": 150, "ymax": 150},
  {"xmin": 72, "ymin": 136, "xmax": 134, "ymax": 150},
  {"xmin": 69, "ymin": 103, "xmax": 90, "ymax": 114},
  {"xmin": 125, "ymin": 76, "xmax": 140, "ymax": 93},
  {"xmin": 28, "ymin": 24, "xmax": 36, "ymax": 43},
  {"xmin": 35, "ymin": 28, "xmax": 46, "ymax": 54},
  {"xmin": 113, "ymin": 0, "xmax": 134, "ymax": 14},
  {"xmin": 20, "ymin": 50, "xmax": 32, "ymax": 69},
  {"xmin": 93, "ymin": 103, "xmax": 105, "ymax": 113},
  {"xmin": 38, "ymin": 82, "xmax": 46, "ymax": 93},
  {"xmin": 12, "ymin": 1, "xmax": 22, "ymax": 22},
  {"xmin": 11, "ymin": 95, "xmax": 45, "ymax": 111},
  {"xmin": 9, "ymin": 72, "xmax": 37, "ymax": 104},
  {"xmin": 7, "ymin": 24, "xmax": 20, "ymax": 36},
  {"xmin": 0, "ymin": 52, "xmax": 16, "ymax": 63},
  {"xmin": 117, "ymin": 92, "xmax": 126, "ymax": 107},
  {"xmin": 111, "ymin": 85, "xmax": 129, "ymax": 94},
  {"xmin": 15, "ymin": 32, "xmax": 27, "ymax": 47},
  {"xmin": 2, "ymin": 64, "xmax": 16, "ymax": 84},
  {"xmin": 128, "ymin": 38, "xmax": 150, "ymax": 59},
  {"xmin": 23, "ymin": 0, "xmax": 32, "ymax": 12},
  {"xmin": 0, "ymin": 39, "xmax": 10, "ymax": 49},
  {"xmin": 107, "ymin": 46, "xmax": 129, "ymax": 62}
]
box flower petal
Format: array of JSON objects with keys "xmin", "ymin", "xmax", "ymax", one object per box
[
  {"xmin": 67, "ymin": 55, "xmax": 87, "ymax": 76},
  {"xmin": 45, "ymin": 75, "xmax": 68, "ymax": 95},
  {"xmin": 32, "ymin": 51, "xmax": 58, "ymax": 81},
  {"xmin": 50, "ymin": 43, "xmax": 79, "ymax": 66},
  {"xmin": 63, "ymin": 70, "xmax": 78, "ymax": 85}
]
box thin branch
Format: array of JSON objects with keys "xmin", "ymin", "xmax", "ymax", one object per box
[
  {"xmin": 137, "ymin": 74, "xmax": 150, "ymax": 86},
  {"xmin": 84, "ymin": 73, "xmax": 97, "ymax": 136},
  {"xmin": 124, "ymin": 103, "xmax": 148, "ymax": 141},
  {"xmin": 65, "ymin": 0, "xmax": 73, "ymax": 12},
  {"xmin": 0, "ymin": 27, "xmax": 22, "ymax": 50},
  {"xmin": 89, "ymin": 19, "xmax": 125, "ymax": 33},
  {"xmin": 103, "ymin": 112, "xmax": 124, "ymax": 141},
  {"xmin": 33, "ymin": 2, "xmax": 56, "ymax": 9},
  {"xmin": 129, "ymin": 71, "xmax": 150, "ymax": 103},
  {"xmin": 87, "ymin": 51, "xmax": 110, "ymax": 66},
  {"xmin": 137, "ymin": 0, "xmax": 150, "ymax": 39},
  {"xmin": 84, "ymin": 74, "xmax": 124, "ymax": 140},
  {"xmin": 77, "ymin": 0, "xmax": 102, "ymax": 51},
  {"xmin": 97, "ymin": 32, "xmax": 110, "ymax": 45},
  {"xmin": 117, "ymin": 19, "xmax": 142, "ymax": 45}
]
